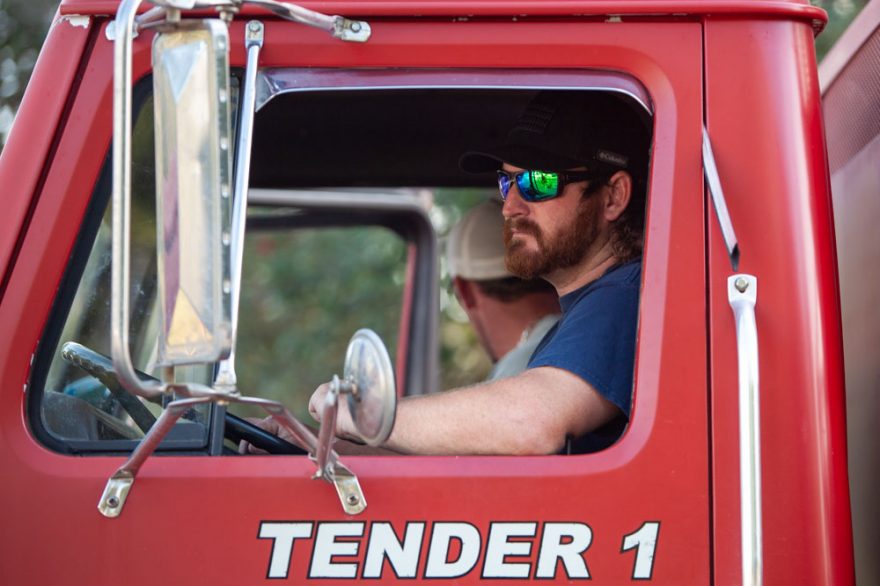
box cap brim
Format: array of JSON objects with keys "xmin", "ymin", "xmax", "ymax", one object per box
[{"xmin": 459, "ymin": 145, "xmax": 584, "ymax": 174}]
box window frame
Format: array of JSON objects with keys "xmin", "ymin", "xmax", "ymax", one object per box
[{"xmin": 29, "ymin": 70, "xmax": 656, "ymax": 456}]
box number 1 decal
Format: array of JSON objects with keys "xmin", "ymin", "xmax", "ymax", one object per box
[{"xmin": 621, "ymin": 521, "xmax": 660, "ymax": 580}]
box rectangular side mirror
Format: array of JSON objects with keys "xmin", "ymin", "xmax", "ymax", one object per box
[{"xmin": 153, "ymin": 20, "xmax": 233, "ymax": 366}]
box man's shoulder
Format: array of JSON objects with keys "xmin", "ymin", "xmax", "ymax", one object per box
[
  {"xmin": 566, "ymin": 259, "xmax": 642, "ymax": 307},
  {"xmin": 596, "ymin": 258, "xmax": 641, "ymax": 288}
]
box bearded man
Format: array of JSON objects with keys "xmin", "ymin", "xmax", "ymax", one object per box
[{"xmin": 256, "ymin": 91, "xmax": 648, "ymax": 455}]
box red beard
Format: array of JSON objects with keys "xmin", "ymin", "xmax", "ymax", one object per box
[{"xmin": 504, "ymin": 196, "xmax": 601, "ymax": 280}]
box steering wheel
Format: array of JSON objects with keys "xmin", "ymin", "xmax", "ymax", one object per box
[
  {"xmin": 224, "ymin": 412, "xmax": 305, "ymax": 454},
  {"xmin": 61, "ymin": 342, "xmax": 306, "ymax": 455}
]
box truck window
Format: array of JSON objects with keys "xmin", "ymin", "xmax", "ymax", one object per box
[
  {"xmin": 30, "ymin": 77, "xmax": 653, "ymax": 456},
  {"xmin": 245, "ymin": 81, "xmax": 653, "ymax": 453},
  {"xmin": 35, "ymin": 90, "xmax": 218, "ymax": 451},
  {"xmin": 31, "ymin": 83, "xmax": 412, "ymax": 453}
]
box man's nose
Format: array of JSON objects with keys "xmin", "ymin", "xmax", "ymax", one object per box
[{"xmin": 502, "ymin": 185, "xmax": 529, "ymax": 218}]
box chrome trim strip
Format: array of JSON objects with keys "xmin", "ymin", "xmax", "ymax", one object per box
[
  {"xmin": 249, "ymin": 187, "xmax": 431, "ymax": 210},
  {"xmin": 703, "ymin": 126, "xmax": 740, "ymax": 271},
  {"xmin": 255, "ymin": 68, "xmax": 655, "ymax": 114},
  {"xmin": 728, "ymin": 274, "xmax": 762, "ymax": 586}
]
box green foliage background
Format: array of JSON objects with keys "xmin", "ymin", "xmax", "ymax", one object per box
[
  {"xmin": 232, "ymin": 226, "xmax": 408, "ymax": 421},
  {"xmin": 813, "ymin": 0, "xmax": 869, "ymax": 57}
]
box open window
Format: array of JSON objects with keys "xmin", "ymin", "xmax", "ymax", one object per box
[{"xmin": 243, "ymin": 73, "xmax": 654, "ymax": 453}]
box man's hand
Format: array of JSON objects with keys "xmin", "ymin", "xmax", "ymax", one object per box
[
  {"xmin": 237, "ymin": 416, "xmax": 299, "ymax": 455},
  {"xmin": 237, "ymin": 381, "xmax": 373, "ymax": 456},
  {"xmin": 308, "ymin": 382, "xmax": 359, "ymax": 442}
]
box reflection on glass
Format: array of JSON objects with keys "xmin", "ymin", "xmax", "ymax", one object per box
[{"xmin": 41, "ymin": 96, "xmax": 211, "ymax": 445}]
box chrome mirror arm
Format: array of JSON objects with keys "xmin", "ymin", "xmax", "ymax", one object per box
[
  {"xmin": 106, "ymin": 0, "xmax": 374, "ymax": 520},
  {"xmin": 116, "ymin": 0, "xmax": 370, "ymax": 42},
  {"xmin": 214, "ymin": 20, "xmax": 264, "ymax": 393},
  {"xmin": 245, "ymin": 0, "xmax": 371, "ymax": 42},
  {"xmin": 111, "ymin": 0, "xmax": 166, "ymax": 400},
  {"xmin": 99, "ymin": 394, "xmax": 212, "ymax": 517},
  {"xmin": 98, "ymin": 393, "xmax": 366, "ymax": 518}
]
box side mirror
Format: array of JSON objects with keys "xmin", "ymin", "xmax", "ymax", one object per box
[
  {"xmin": 343, "ymin": 329, "xmax": 397, "ymax": 445},
  {"xmin": 315, "ymin": 329, "xmax": 396, "ymax": 475},
  {"xmin": 105, "ymin": 0, "xmax": 380, "ymax": 518},
  {"xmin": 153, "ymin": 20, "xmax": 233, "ymax": 366}
]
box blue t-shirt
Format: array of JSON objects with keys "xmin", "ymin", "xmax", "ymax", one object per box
[{"xmin": 527, "ymin": 259, "xmax": 641, "ymax": 452}]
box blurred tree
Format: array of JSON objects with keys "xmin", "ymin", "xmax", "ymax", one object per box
[
  {"xmin": 232, "ymin": 224, "xmax": 408, "ymax": 421},
  {"xmin": 813, "ymin": 0, "xmax": 869, "ymax": 59}
]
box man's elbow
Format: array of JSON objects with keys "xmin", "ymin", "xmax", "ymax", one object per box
[{"xmin": 504, "ymin": 422, "xmax": 568, "ymax": 456}]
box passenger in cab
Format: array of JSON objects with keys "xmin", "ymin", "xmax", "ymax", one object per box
[
  {"xmin": 446, "ymin": 199, "xmax": 560, "ymax": 381},
  {"xmin": 259, "ymin": 91, "xmax": 648, "ymax": 454}
]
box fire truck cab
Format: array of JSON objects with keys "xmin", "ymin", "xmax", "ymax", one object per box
[{"xmin": 0, "ymin": 0, "xmax": 862, "ymax": 584}]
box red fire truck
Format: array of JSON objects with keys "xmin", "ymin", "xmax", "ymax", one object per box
[{"xmin": 0, "ymin": 0, "xmax": 865, "ymax": 583}]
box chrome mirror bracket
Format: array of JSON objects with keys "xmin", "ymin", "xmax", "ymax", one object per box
[
  {"xmin": 97, "ymin": 393, "xmax": 368, "ymax": 518},
  {"xmin": 97, "ymin": 472, "xmax": 134, "ymax": 518},
  {"xmin": 108, "ymin": 0, "xmax": 370, "ymax": 43},
  {"xmin": 329, "ymin": 462, "xmax": 367, "ymax": 515},
  {"xmin": 214, "ymin": 19, "xmax": 264, "ymax": 393},
  {"xmin": 97, "ymin": 395, "xmax": 213, "ymax": 517},
  {"xmin": 105, "ymin": 0, "xmax": 374, "ymax": 519}
]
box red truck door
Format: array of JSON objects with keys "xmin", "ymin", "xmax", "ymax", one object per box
[{"xmin": 0, "ymin": 10, "xmax": 708, "ymax": 585}]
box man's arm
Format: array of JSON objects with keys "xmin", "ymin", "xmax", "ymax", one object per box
[{"xmin": 311, "ymin": 366, "xmax": 620, "ymax": 456}]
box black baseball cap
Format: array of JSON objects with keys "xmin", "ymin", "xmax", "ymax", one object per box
[{"xmin": 460, "ymin": 90, "xmax": 649, "ymax": 177}]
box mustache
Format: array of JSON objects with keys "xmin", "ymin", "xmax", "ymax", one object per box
[{"xmin": 504, "ymin": 218, "xmax": 541, "ymax": 244}]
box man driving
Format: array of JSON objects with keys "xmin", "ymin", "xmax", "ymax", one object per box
[{"xmin": 254, "ymin": 90, "xmax": 648, "ymax": 455}]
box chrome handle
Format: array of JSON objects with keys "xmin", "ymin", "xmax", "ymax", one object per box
[{"xmin": 728, "ymin": 274, "xmax": 762, "ymax": 586}]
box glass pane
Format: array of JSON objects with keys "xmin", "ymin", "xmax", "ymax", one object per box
[
  {"xmin": 39, "ymin": 94, "xmax": 211, "ymax": 447},
  {"xmin": 229, "ymin": 225, "xmax": 406, "ymax": 423}
]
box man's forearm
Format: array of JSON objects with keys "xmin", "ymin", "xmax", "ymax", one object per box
[{"xmin": 382, "ymin": 371, "xmax": 580, "ymax": 456}]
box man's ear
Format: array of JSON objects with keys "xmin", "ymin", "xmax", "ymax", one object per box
[
  {"xmin": 603, "ymin": 171, "xmax": 632, "ymax": 222},
  {"xmin": 452, "ymin": 276, "xmax": 478, "ymax": 309}
]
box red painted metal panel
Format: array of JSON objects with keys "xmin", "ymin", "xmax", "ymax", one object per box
[
  {"xmin": 0, "ymin": 15, "xmax": 92, "ymax": 298},
  {"xmin": 705, "ymin": 18, "xmax": 854, "ymax": 585},
  {"xmin": 0, "ymin": 18, "xmax": 707, "ymax": 584},
  {"xmin": 59, "ymin": 0, "xmax": 827, "ymax": 25}
]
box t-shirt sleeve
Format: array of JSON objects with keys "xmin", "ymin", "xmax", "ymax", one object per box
[{"xmin": 527, "ymin": 283, "xmax": 639, "ymax": 418}]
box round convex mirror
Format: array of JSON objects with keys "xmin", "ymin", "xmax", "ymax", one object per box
[{"xmin": 343, "ymin": 329, "xmax": 396, "ymax": 446}]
